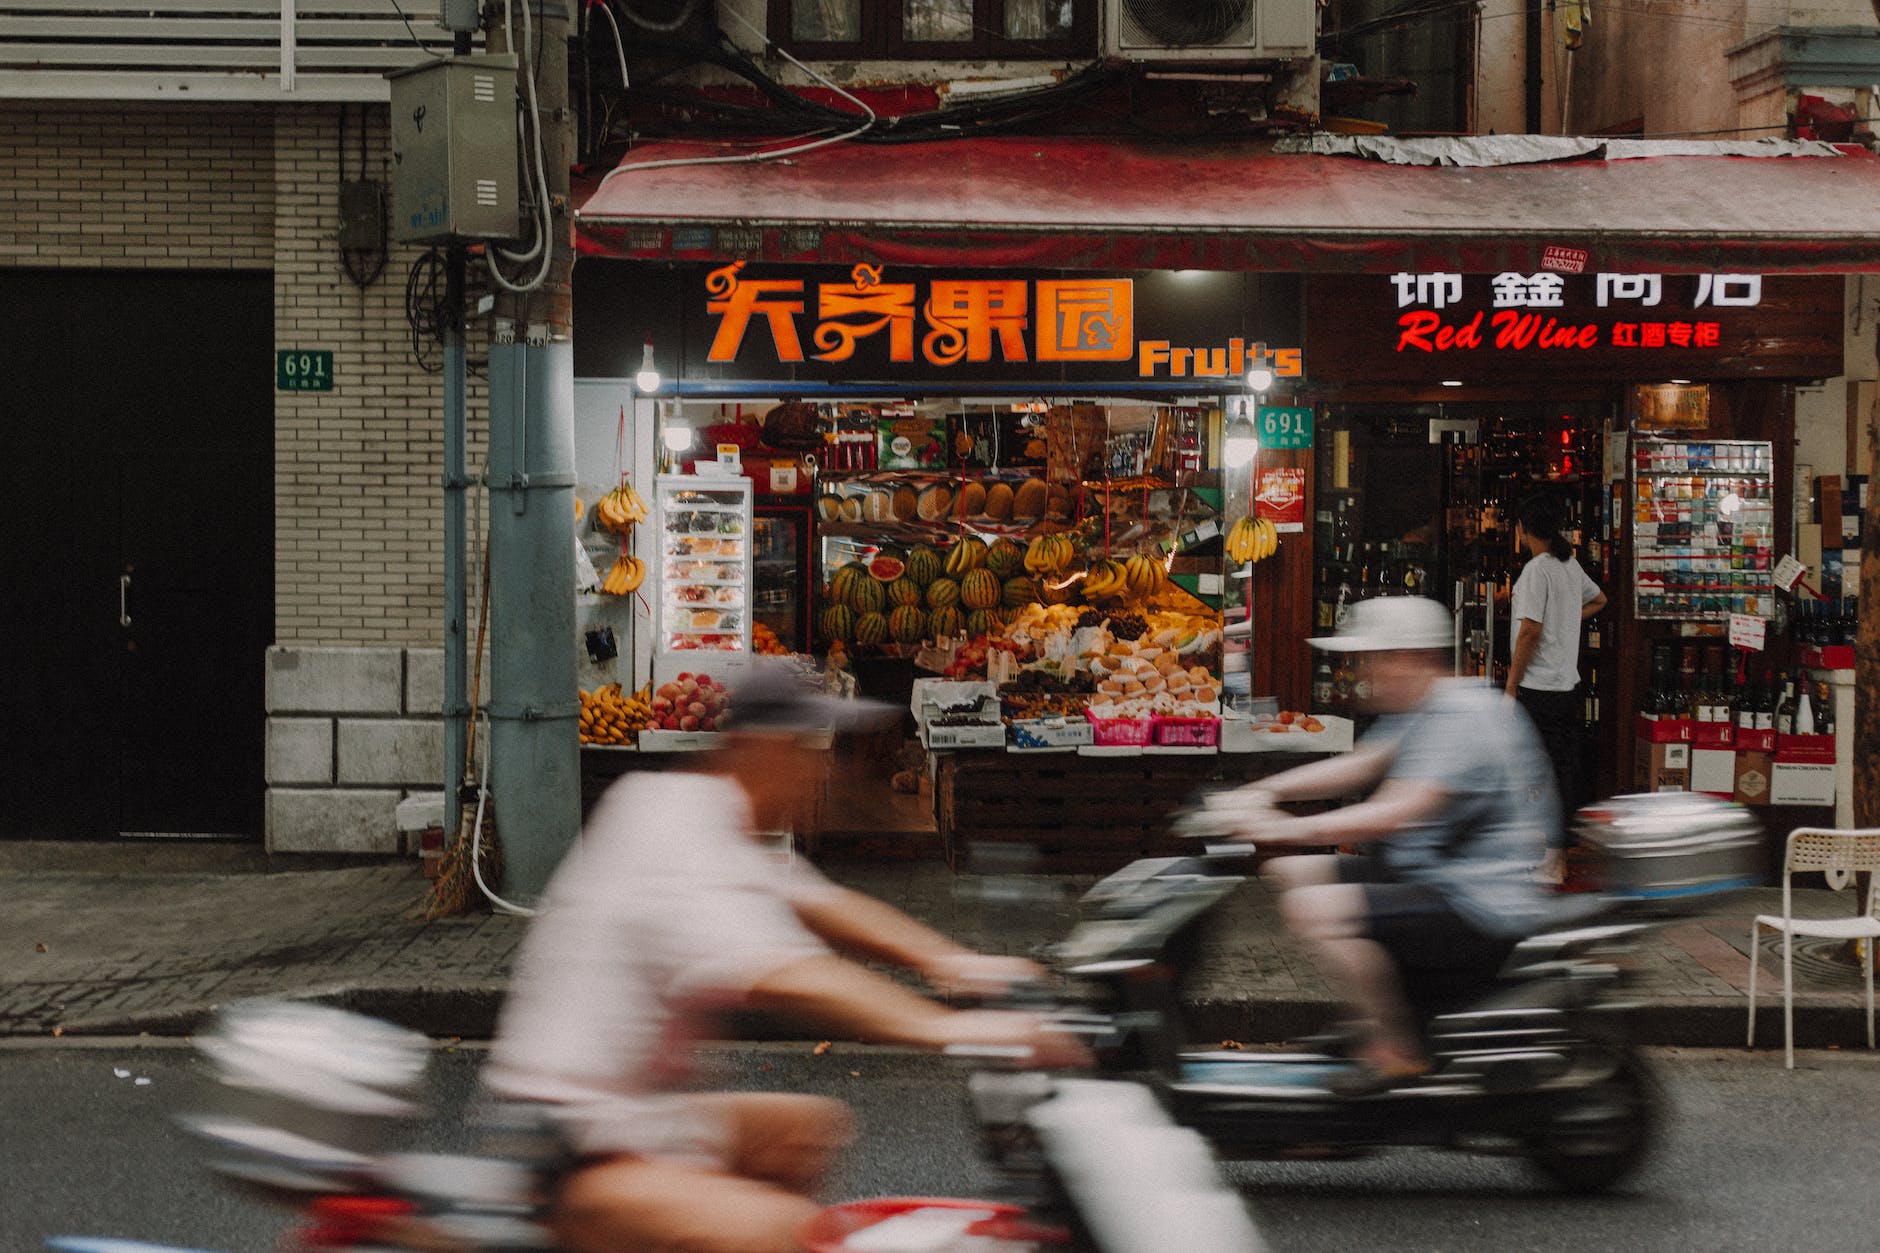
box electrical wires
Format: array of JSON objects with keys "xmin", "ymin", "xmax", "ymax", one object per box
[{"xmin": 485, "ymin": 0, "xmax": 556, "ymax": 295}]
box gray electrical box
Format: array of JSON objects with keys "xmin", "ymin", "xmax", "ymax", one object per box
[{"xmin": 388, "ymin": 55, "xmax": 522, "ymax": 243}]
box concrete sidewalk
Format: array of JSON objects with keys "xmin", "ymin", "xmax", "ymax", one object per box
[{"xmin": 0, "ymin": 842, "xmax": 1872, "ymax": 1050}]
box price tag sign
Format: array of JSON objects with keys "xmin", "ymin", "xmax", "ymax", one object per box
[
  {"xmin": 1728, "ymin": 613, "xmax": 1768, "ymax": 652},
  {"xmin": 1256, "ymin": 406, "xmax": 1314, "ymax": 450},
  {"xmin": 1773, "ymin": 554, "xmax": 1808, "ymax": 591}
]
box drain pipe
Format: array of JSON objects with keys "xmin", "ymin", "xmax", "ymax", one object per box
[{"xmin": 1525, "ymin": 0, "xmax": 1543, "ymax": 134}]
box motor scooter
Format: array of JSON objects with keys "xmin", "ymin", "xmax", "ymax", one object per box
[
  {"xmin": 1051, "ymin": 791, "xmax": 1763, "ymax": 1193},
  {"xmin": 46, "ymin": 992, "xmax": 1266, "ymax": 1253}
]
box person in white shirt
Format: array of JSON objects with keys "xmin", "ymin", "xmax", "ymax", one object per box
[
  {"xmin": 486, "ymin": 662, "xmax": 1084, "ymax": 1253},
  {"xmin": 1505, "ymin": 493, "xmax": 1607, "ymax": 883}
]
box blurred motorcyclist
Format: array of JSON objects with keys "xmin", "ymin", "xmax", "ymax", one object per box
[
  {"xmin": 1200, "ymin": 597, "xmax": 1556, "ymax": 1094},
  {"xmin": 486, "ymin": 661, "xmax": 1084, "ymax": 1253}
]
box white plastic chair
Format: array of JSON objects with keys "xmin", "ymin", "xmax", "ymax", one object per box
[{"xmin": 1746, "ymin": 828, "xmax": 1880, "ymax": 1068}]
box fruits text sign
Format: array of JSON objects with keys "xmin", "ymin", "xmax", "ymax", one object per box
[
  {"xmin": 276, "ymin": 349, "xmax": 333, "ymax": 391},
  {"xmin": 1257, "ymin": 406, "xmax": 1314, "ymax": 450}
]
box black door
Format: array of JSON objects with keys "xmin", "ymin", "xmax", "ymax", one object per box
[{"xmin": 0, "ymin": 270, "xmax": 274, "ymax": 839}]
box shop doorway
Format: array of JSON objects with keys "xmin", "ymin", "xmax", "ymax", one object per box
[{"xmin": 0, "ymin": 270, "xmax": 274, "ymax": 839}]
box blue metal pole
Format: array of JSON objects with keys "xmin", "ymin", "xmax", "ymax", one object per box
[{"xmin": 442, "ymin": 244, "xmax": 468, "ymax": 841}]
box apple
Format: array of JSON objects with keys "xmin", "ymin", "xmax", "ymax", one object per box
[
  {"xmin": 679, "ymin": 715, "xmax": 699, "ymax": 731},
  {"xmin": 701, "ymin": 717, "xmax": 716, "ymax": 731},
  {"xmin": 676, "ymin": 672, "xmax": 693, "ymax": 682},
  {"xmin": 687, "ymin": 701, "xmax": 706, "ymax": 718}
]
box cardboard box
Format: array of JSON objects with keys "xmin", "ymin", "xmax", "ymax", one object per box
[
  {"xmin": 1736, "ymin": 728, "xmax": 1777, "ymax": 755},
  {"xmin": 1007, "ymin": 717, "xmax": 1093, "ymax": 750},
  {"xmin": 1816, "ymin": 476, "xmax": 1843, "ymax": 544},
  {"xmin": 1635, "ymin": 739, "xmax": 1690, "ymax": 792},
  {"xmin": 1635, "ymin": 715, "xmax": 1694, "ymax": 745},
  {"xmin": 1691, "ymin": 748, "xmax": 1738, "ymax": 797},
  {"xmin": 1776, "ymin": 733, "xmax": 1836, "ymax": 765},
  {"xmin": 1771, "ymin": 762, "xmax": 1836, "ymax": 807},
  {"xmin": 922, "ymin": 721, "xmax": 1007, "ymax": 750},
  {"xmin": 1692, "ymin": 721, "xmax": 1735, "ymax": 751},
  {"xmin": 1733, "ymin": 751, "xmax": 1773, "ymax": 806}
]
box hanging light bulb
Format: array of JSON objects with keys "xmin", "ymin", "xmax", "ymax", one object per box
[
  {"xmin": 1223, "ymin": 400, "xmax": 1260, "ymax": 469},
  {"xmin": 635, "ymin": 338, "xmax": 661, "ymax": 393}
]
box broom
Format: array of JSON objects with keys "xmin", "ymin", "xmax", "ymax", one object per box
[{"xmin": 422, "ymin": 539, "xmax": 502, "ymax": 919}]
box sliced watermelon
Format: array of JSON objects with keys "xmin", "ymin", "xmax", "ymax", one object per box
[{"xmin": 868, "ymin": 555, "xmax": 907, "ymax": 582}]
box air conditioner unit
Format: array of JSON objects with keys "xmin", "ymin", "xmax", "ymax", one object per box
[{"xmin": 1105, "ymin": 0, "xmax": 1316, "ymax": 60}]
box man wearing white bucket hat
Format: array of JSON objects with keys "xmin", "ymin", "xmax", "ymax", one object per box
[{"xmin": 1199, "ymin": 597, "xmax": 1556, "ymax": 1094}]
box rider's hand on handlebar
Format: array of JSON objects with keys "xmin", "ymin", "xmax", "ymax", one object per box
[
  {"xmin": 920, "ymin": 952, "xmax": 1048, "ymax": 1000},
  {"xmin": 1179, "ymin": 787, "xmax": 1281, "ymax": 841},
  {"xmin": 931, "ymin": 1009, "xmax": 1093, "ymax": 1069}
]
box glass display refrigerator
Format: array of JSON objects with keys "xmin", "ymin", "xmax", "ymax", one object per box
[
  {"xmin": 753, "ymin": 502, "xmax": 813, "ymax": 654},
  {"xmin": 653, "ymin": 474, "xmax": 753, "ymax": 686}
]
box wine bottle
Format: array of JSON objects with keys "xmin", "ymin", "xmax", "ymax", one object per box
[
  {"xmin": 1755, "ymin": 671, "xmax": 1776, "ymax": 731},
  {"xmin": 1815, "ymin": 682, "xmax": 1835, "ymax": 737},
  {"xmin": 1775, "ymin": 673, "xmax": 1797, "ymax": 736}
]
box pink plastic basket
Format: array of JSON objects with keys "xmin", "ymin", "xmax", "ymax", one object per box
[
  {"xmin": 1153, "ymin": 716, "xmax": 1222, "ymax": 747},
  {"xmin": 1086, "ymin": 710, "xmax": 1155, "ymax": 746}
]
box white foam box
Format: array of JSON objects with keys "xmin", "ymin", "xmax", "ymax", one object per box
[
  {"xmin": 1690, "ymin": 748, "xmax": 1738, "ymax": 797},
  {"xmin": 909, "ymin": 679, "xmax": 998, "ymax": 725},
  {"xmin": 1770, "ymin": 762, "xmax": 1836, "ymax": 807}
]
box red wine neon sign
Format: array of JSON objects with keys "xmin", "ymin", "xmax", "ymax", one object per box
[{"xmin": 1396, "ymin": 309, "xmax": 1723, "ymax": 354}]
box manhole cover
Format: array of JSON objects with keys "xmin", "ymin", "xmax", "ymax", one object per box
[{"xmin": 1757, "ymin": 933, "xmax": 1871, "ymax": 987}]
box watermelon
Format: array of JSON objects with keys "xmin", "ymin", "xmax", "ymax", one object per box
[
  {"xmin": 885, "ymin": 576, "xmax": 922, "ymax": 607},
  {"xmin": 965, "ymin": 608, "xmax": 997, "ymax": 637},
  {"xmin": 985, "ymin": 539, "xmax": 1024, "ymax": 579},
  {"xmin": 925, "ymin": 577, "xmax": 961, "ymax": 609},
  {"xmin": 854, "ymin": 612, "xmax": 888, "ymax": 646},
  {"xmin": 928, "ymin": 605, "xmax": 964, "ymax": 638},
  {"xmin": 868, "ymin": 554, "xmax": 907, "ymax": 582},
  {"xmin": 1002, "ymin": 576, "xmax": 1037, "ymax": 608},
  {"xmin": 906, "ymin": 545, "xmax": 943, "ymax": 588},
  {"xmin": 945, "ymin": 537, "xmax": 987, "ymax": 577},
  {"xmin": 887, "ymin": 605, "xmax": 926, "ymax": 644},
  {"xmin": 819, "ymin": 604, "xmax": 855, "ymax": 644},
  {"xmin": 960, "ymin": 568, "xmax": 1000, "ymax": 610},
  {"xmin": 829, "ymin": 562, "xmax": 869, "ymax": 606},
  {"xmin": 850, "ymin": 577, "xmax": 887, "ymax": 615}
]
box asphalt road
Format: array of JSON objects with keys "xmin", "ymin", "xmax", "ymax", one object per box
[{"xmin": 5, "ymin": 1041, "xmax": 1877, "ymax": 1253}]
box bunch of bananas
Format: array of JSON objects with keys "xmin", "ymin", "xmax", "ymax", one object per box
[
  {"xmin": 579, "ymin": 682, "xmax": 654, "ymax": 744},
  {"xmin": 1227, "ymin": 516, "xmax": 1280, "ymax": 565},
  {"xmin": 596, "ymin": 482, "xmax": 648, "ymax": 534},
  {"xmin": 1083, "ymin": 554, "xmax": 1167, "ymax": 601},
  {"xmin": 1023, "ymin": 532, "xmax": 1077, "ymax": 577},
  {"xmin": 601, "ymin": 553, "xmax": 646, "ymax": 595}
]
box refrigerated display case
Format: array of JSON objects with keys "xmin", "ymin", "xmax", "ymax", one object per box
[
  {"xmin": 654, "ymin": 475, "xmax": 753, "ymax": 677},
  {"xmin": 1630, "ymin": 438, "xmax": 1775, "ymax": 620},
  {"xmin": 753, "ymin": 503, "xmax": 813, "ymax": 654}
]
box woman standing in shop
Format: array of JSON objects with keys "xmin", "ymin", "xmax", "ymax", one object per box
[{"xmin": 1505, "ymin": 493, "xmax": 1607, "ymax": 884}]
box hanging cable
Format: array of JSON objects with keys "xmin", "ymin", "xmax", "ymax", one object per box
[
  {"xmin": 592, "ymin": 0, "xmax": 630, "ymax": 91},
  {"xmin": 594, "ymin": 3, "xmax": 874, "ymax": 192},
  {"xmin": 486, "ymin": 0, "xmax": 556, "ymax": 294}
]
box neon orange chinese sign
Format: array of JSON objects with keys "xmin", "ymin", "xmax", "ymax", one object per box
[{"xmin": 703, "ymin": 263, "xmax": 1302, "ymax": 381}]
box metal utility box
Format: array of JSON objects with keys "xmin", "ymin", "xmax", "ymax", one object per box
[{"xmin": 388, "ymin": 55, "xmax": 521, "ymax": 243}]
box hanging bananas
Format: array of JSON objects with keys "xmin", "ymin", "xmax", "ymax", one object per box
[
  {"xmin": 1023, "ymin": 532, "xmax": 1077, "ymax": 577},
  {"xmin": 1083, "ymin": 553, "xmax": 1167, "ymax": 601},
  {"xmin": 596, "ymin": 482, "xmax": 648, "ymax": 534},
  {"xmin": 601, "ymin": 553, "xmax": 645, "ymax": 595},
  {"xmin": 1227, "ymin": 516, "xmax": 1280, "ymax": 565}
]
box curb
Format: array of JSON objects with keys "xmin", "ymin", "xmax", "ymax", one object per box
[{"xmin": 25, "ymin": 986, "xmax": 1875, "ymax": 1053}]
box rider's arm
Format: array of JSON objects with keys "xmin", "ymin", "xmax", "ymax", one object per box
[
  {"xmin": 793, "ymin": 885, "xmax": 976, "ymax": 978},
  {"xmin": 1505, "ymin": 617, "xmax": 1542, "ymax": 697},
  {"xmin": 1258, "ymin": 776, "xmax": 1448, "ymax": 848}
]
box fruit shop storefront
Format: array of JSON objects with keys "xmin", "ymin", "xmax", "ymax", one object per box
[
  {"xmin": 571, "ymin": 136, "xmax": 1880, "ymax": 867},
  {"xmin": 569, "ymin": 256, "xmax": 1343, "ymax": 870}
]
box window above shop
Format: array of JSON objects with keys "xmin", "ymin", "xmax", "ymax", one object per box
[{"xmin": 769, "ymin": 0, "xmax": 1097, "ymax": 60}]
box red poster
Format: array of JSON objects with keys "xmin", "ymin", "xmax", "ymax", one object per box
[{"xmin": 1255, "ymin": 468, "xmax": 1306, "ymax": 534}]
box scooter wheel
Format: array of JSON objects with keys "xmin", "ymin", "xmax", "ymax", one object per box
[{"xmin": 1522, "ymin": 1048, "xmax": 1656, "ymax": 1193}]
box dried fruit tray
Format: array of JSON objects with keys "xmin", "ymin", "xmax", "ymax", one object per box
[
  {"xmin": 1152, "ymin": 716, "xmax": 1221, "ymax": 747},
  {"xmin": 1085, "ymin": 710, "xmax": 1155, "ymax": 747}
]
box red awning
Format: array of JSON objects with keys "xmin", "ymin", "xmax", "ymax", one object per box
[{"xmin": 575, "ymin": 136, "xmax": 1880, "ymax": 274}]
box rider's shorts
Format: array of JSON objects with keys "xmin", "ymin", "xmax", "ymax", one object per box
[{"xmin": 1333, "ymin": 855, "xmax": 1514, "ymax": 974}]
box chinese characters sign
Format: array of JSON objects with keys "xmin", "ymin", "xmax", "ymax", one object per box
[
  {"xmin": 703, "ymin": 262, "xmax": 1303, "ymax": 383},
  {"xmin": 1304, "ymin": 273, "xmax": 1843, "ymax": 384}
]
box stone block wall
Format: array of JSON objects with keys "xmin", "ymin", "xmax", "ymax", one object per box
[{"xmin": 264, "ymin": 645, "xmax": 483, "ymax": 853}]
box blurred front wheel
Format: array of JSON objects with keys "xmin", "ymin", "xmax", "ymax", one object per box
[{"xmin": 1523, "ymin": 1048, "xmax": 1656, "ymax": 1193}]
